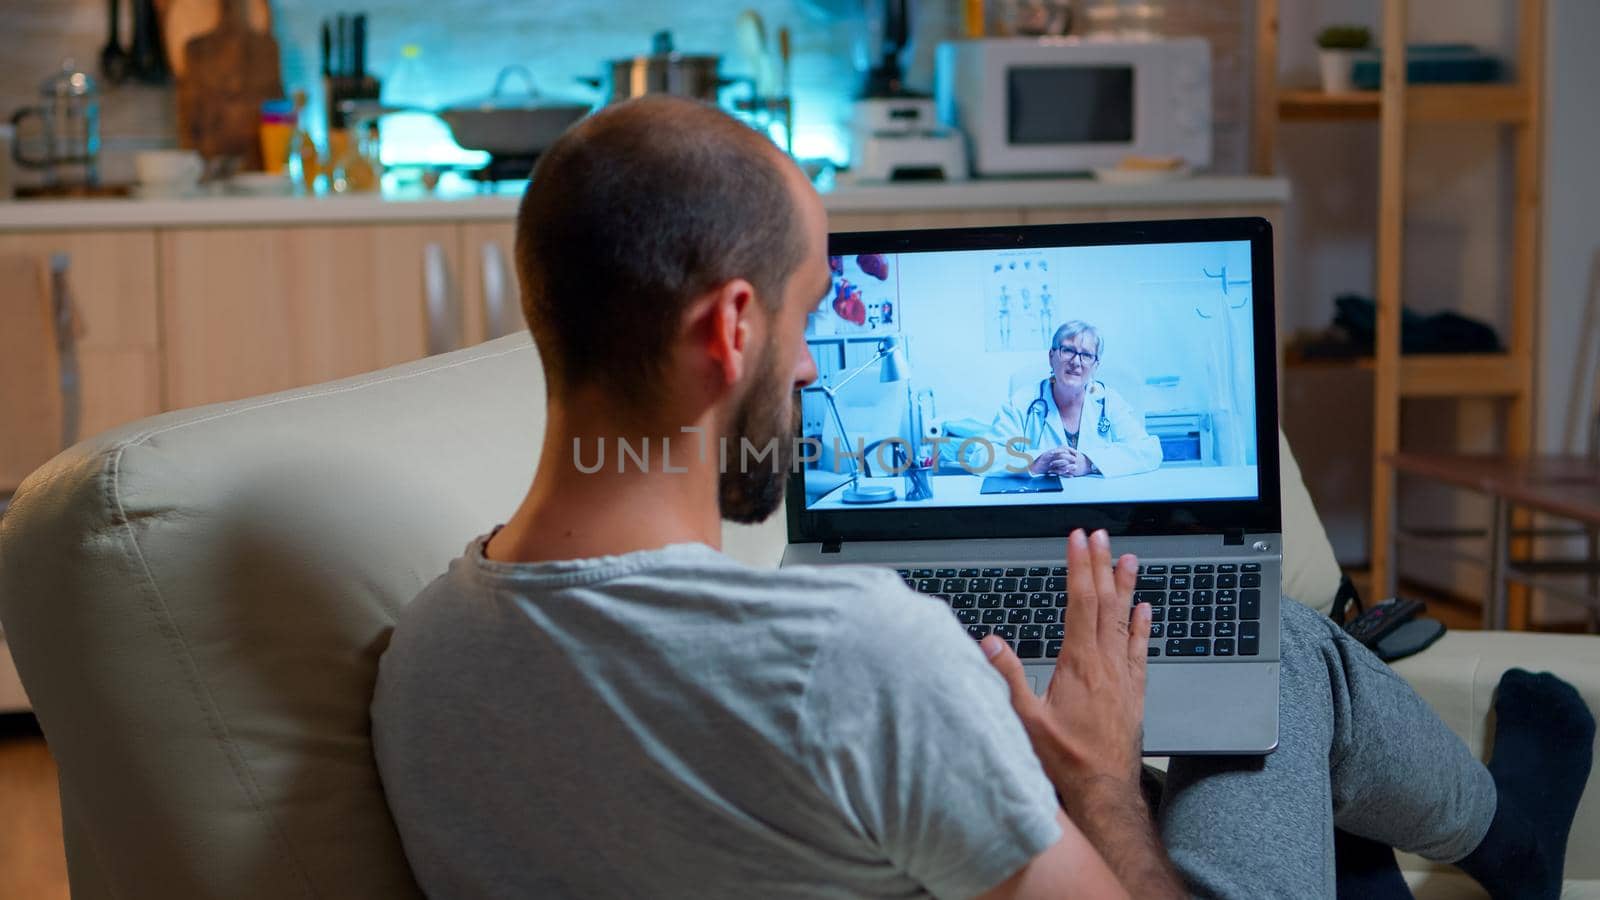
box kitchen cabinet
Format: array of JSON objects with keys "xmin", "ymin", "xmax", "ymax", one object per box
[
  {"xmin": 160, "ymin": 224, "xmax": 462, "ymax": 408},
  {"xmin": 0, "ymin": 176, "xmax": 1288, "ymax": 425},
  {"xmin": 1022, "ymin": 204, "xmax": 1280, "ymax": 226},
  {"xmin": 457, "ymin": 222, "xmax": 521, "ymax": 347},
  {"xmin": 0, "ymin": 229, "xmax": 162, "ymax": 441},
  {"xmin": 828, "ymin": 209, "xmax": 1021, "ymax": 233}
]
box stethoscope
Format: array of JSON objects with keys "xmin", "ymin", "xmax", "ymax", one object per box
[{"xmin": 1025, "ymin": 377, "xmax": 1111, "ymax": 447}]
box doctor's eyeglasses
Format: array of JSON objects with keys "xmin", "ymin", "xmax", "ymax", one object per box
[{"xmin": 1051, "ymin": 346, "xmax": 1100, "ymax": 365}]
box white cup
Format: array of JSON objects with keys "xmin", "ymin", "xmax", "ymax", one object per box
[{"xmin": 134, "ymin": 149, "xmax": 204, "ymax": 197}]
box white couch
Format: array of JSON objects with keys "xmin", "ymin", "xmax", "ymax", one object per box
[{"xmin": 0, "ymin": 334, "xmax": 1594, "ymax": 898}]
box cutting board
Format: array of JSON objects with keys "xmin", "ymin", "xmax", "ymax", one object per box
[
  {"xmin": 175, "ymin": 0, "xmax": 283, "ymax": 170},
  {"xmin": 157, "ymin": 0, "xmax": 271, "ymax": 78}
]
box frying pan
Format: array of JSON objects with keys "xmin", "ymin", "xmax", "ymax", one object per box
[
  {"xmin": 343, "ymin": 66, "xmax": 590, "ymax": 158},
  {"xmin": 436, "ymin": 66, "xmax": 590, "ymax": 157}
]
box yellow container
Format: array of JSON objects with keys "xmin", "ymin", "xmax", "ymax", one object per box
[
  {"xmin": 258, "ymin": 121, "xmax": 293, "ymax": 174},
  {"xmin": 964, "ymin": 0, "xmax": 986, "ymax": 37}
]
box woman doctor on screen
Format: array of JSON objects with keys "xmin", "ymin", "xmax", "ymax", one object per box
[{"xmin": 992, "ymin": 320, "xmax": 1164, "ymax": 478}]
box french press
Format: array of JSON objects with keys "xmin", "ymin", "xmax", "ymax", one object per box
[{"xmin": 11, "ymin": 60, "xmax": 102, "ymax": 187}]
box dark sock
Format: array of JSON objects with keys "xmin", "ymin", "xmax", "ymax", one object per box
[
  {"xmin": 1455, "ymin": 668, "xmax": 1595, "ymax": 900},
  {"xmin": 1335, "ymin": 828, "xmax": 1412, "ymax": 900}
]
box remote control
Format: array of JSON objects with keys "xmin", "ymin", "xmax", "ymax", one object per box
[
  {"xmin": 1374, "ymin": 617, "xmax": 1447, "ymax": 662},
  {"xmin": 1344, "ymin": 597, "xmax": 1427, "ymax": 647}
]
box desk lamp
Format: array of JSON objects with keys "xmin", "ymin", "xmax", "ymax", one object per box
[{"xmin": 818, "ymin": 335, "xmax": 909, "ymax": 504}]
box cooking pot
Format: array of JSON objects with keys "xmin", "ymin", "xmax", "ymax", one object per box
[
  {"xmin": 585, "ymin": 31, "xmax": 739, "ymax": 105},
  {"xmin": 435, "ymin": 66, "xmax": 590, "ymax": 157}
]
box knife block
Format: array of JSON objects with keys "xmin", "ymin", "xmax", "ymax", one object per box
[{"xmin": 324, "ymin": 74, "xmax": 381, "ymax": 133}]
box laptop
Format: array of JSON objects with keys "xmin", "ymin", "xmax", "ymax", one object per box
[{"xmin": 781, "ymin": 217, "xmax": 1281, "ymax": 755}]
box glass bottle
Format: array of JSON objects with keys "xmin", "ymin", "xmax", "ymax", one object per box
[{"xmin": 285, "ymin": 90, "xmax": 322, "ymax": 194}]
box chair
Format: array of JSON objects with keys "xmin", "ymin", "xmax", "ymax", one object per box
[
  {"xmin": 1389, "ymin": 250, "xmax": 1600, "ymax": 632},
  {"xmin": 0, "ymin": 335, "xmax": 1595, "ymax": 898}
]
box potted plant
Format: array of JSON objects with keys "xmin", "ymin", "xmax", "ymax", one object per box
[{"xmin": 1316, "ymin": 25, "xmax": 1371, "ymax": 93}]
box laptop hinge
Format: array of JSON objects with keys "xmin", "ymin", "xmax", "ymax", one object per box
[
  {"xmin": 1222, "ymin": 528, "xmax": 1245, "ymax": 546},
  {"xmin": 821, "ymin": 538, "xmax": 843, "ymax": 554}
]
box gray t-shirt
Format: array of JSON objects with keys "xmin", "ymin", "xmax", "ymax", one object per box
[{"xmin": 372, "ymin": 539, "xmax": 1060, "ymax": 899}]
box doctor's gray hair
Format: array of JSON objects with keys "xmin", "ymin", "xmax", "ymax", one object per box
[{"xmin": 1050, "ymin": 321, "xmax": 1103, "ymax": 359}]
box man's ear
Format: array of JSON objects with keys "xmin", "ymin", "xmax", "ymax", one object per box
[{"xmin": 694, "ymin": 278, "xmax": 759, "ymax": 388}]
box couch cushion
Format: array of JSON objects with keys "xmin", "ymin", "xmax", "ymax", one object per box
[
  {"xmin": 1278, "ymin": 429, "xmax": 1342, "ymax": 614},
  {"xmin": 1404, "ymin": 870, "xmax": 1600, "ymax": 899},
  {"xmin": 1392, "ymin": 630, "xmax": 1600, "ymax": 883},
  {"xmin": 0, "ymin": 337, "xmax": 553, "ymax": 897}
]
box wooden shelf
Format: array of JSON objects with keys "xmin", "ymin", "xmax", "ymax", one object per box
[
  {"xmin": 1398, "ymin": 353, "xmax": 1528, "ymax": 396},
  {"xmin": 1278, "ymin": 85, "xmax": 1530, "ymax": 124},
  {"xmin": 1284, "ymin": 352, "xmax": 1530, "ymax": 397},
  {"xmin": 1256, "ymin": 0, "xmax": 1544, "ymax": 617},
  {"xmin": 1278, "ymin": 90, "xmax": 1383, "ymax": 119}
]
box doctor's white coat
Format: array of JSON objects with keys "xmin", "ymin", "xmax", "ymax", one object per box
[{"xmin": 990, "ymin": 379, "xmax": 1164, "ymax": 478}]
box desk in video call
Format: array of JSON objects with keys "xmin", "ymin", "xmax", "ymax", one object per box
[{"xmin": 806, "ymin": 466, "xmax": 1259, "ymax": 511}]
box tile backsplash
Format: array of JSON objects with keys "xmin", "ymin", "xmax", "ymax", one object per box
[{"xmin": 1, "ymin": 0, "xmax": 1251, "ymax": 185}]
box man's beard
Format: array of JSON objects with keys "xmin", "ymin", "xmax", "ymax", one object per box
[{"xmin": 718, "ymin": 353, "xmax": 795, "ymax": 525}]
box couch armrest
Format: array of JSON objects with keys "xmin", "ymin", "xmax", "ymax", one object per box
[{"xmin": 1390, "ymin": 631, "xmax": 1600, "ymax": 880}]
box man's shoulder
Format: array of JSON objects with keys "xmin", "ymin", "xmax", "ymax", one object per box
[
  {"xmin": 756, "ymin": 562, "xmax": 954, "ymax": 632},
  {"xmin": 392, "ymin": 546, "xmax": 927, "ymax": 635},
  {"xmin": 746, "ymin": 561, "xmax": 909, "ymax": 598}
]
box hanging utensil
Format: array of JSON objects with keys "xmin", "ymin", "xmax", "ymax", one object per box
[
  {"xmin": 100, "ymin": 0, "xmax": 131, "ymax": 83},
  {"xmin": 129, "ymin": 0, "xmax": 169, "ymax": 83}
]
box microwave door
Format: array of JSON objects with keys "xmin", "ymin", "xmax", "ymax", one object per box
[{"xmin": 1007, "ymin": 65, "xmax": 1135, "ymax": 162}]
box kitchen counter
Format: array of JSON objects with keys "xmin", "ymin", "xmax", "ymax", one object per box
[{"xmin": 0, "ymin": 175, "xmax": 1288, "ymax": 231}]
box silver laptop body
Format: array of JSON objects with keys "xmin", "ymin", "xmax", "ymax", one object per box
[{"xmin": 780, "ymin": 218, "xmax": 1281, "ymax": 756}]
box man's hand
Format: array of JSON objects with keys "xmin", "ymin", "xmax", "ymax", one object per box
[
  {"xmin": 979, "ymin": 529, "xmax": 1184, "ymax": 899},
  {"xmin": 982, "ymin": 528, "xmax": 1148, "ymax": 792}
]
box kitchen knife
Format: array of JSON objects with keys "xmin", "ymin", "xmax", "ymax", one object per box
[
  {"xmin": 336, "ymin": 13, "xmax": 347, "ymax": 79},
  {"xmin": 353, "ymin": 13, "xmax": 366, "ymax": 82}
]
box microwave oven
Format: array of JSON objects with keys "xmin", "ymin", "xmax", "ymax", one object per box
[{"xmin": 936, "ymin": 38, "xmax": 1212, "ymax": 176}]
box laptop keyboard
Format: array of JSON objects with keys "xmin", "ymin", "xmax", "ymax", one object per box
[{"xmin": 898, "ymin": 562, "xmax": 1264, "ymax": 660}]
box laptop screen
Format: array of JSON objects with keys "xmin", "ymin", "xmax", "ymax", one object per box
[{"xmin": 788, "ymin": 218, "xmax": 1279, "ymax": 541}]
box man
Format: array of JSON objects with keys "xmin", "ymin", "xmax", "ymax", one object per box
[{"xmin": 372, "ymin": 97, "xmax": 1593, "ymax": 899}]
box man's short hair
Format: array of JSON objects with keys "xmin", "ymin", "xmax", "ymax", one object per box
[{"xmin": 515, "ymin": 96, "xmax": 810, "ymax": 406}]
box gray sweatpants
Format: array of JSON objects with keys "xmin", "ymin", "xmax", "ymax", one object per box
[{"xmin": 1155, "ymin": 600, "xmax": 1498, "ymax": 899}]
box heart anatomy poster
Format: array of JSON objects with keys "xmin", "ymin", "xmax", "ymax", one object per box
[{"xmin": 813, "ymin": 254, "xmax": 900, "ymax": 336}]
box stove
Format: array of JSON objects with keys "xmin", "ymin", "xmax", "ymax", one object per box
[{"xmin": 467, "ymin": 154, "xmax": 540, "ymax": 186}]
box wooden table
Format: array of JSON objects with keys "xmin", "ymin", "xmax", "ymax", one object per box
[{"xmin": 1388, "ymin": 452, "xmax": 1600, "ymax": 629}]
